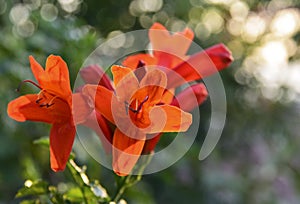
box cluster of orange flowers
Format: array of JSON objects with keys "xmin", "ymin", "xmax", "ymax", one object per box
[{"xmin": 7, "ymin": 23, "xmax": 233, "ymax": 176}]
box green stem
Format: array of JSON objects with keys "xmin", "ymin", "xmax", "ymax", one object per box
[
  {"xmin": 112, "ymin": 175, "xmax": 132, "ymax": 202},
  {"xmin": 80, "ymin": 186, "xmax": 89, "ymax": 204},
  {"xmin": 111, "ymin": 153, "xmax": 154, "ymax": 202},
  {"xmin": 66, "ymin": 160, "xmax": 89, "ymax": 204}
]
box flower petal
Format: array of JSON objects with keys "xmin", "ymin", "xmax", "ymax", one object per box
[
  {"xmin": 142, "ymin": 133, "xmax": 162, "ymax": 154},
  {"xmin": 140, "ymin": 68, "xmax": 167, "ymax": 88},
  {"xmin": 7, "ymin": 94, "xmax": 55, "ymax": 123},
  {"xmin": 29, "ymin": 55, "xmax": 44, "ymax": 84},
  {"xmin": 49, "ymin": 121, "xmax": 76, "ymax": 172},
  {"xmin": 81, "ymin": 111, "xmax": 113, "ymax": 154},
  {"xmin": 111, "ymin": 65, "xmax": 135, "ymax": 86},
  {"xmin": 167, "ymin": 44, "xmax": 233, "ymax": 88},
  {"xmin": 148, "ymin": 105, "xmax": 192, "ymax": 133},
  {"xmin": 82, "ymin": 85, "xmax": 114, "ymax": 124},
  {"xmin": 30, "ymin": 55, "xmax": 72, "ymax": 99},
  {"xmin": 80, "ymin": 65, "xmax": 114, "ymax": 91},
  {"xmin": 72, "ymin": 93, "xmax": 93, "ymax": 124},
  {"xmin": 139, "ymin": 69, "xmax": 167, "ymax": 104},
  {"xmin": 149, "ymin": 23, "xmax": 194, "ymax": 60},
  {"xmin": 160, "ymin": 88, "xmax": 175, "ymax": 104},
  {"xmin": 112, "ymin": 128, "xmax": 145, "ymax": 176},
  {"xmin": 178, "ymin": 27, "xmax": 194, "ymax": 42},
  {"xmin": 154, "ymin": 51, "xmax": 188, "ymax": 68},
  {"xmin": 45, "ymin": 55, "xmax": 72, "ymax": 97},
  {"xmin": 122, "ymin": 54, "xmax": 157, "ymax": 69},
  {"xmin": 205, "ymin": 43, "xmax": 233, "ymax": 70},
  {"xmin": 171, "ymin": 83, "xmax": 208, "ymax": 112},
  {"xmin": 112, "ymin": 65, "xmax": 139, "ymax": 102}
]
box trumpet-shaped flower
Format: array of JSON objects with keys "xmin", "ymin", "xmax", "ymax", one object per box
[
  {"xmin": 7, "ymin": 55, "xmax": 76, "ymax": 172},
  {"xmin": 122, "ymin": 23, "xmax": 233, "ymax": 153},
  {"xmin": 83, "ymin": 65, "xmax": 192, "ymax": 176},
  {"xmin": 123, "ymin": 23, "xmax": 233, "ymax": 87}
]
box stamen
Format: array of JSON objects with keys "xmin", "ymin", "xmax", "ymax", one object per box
[
  {"xmin": 128, "ymin": 95, "xmax": 149, "ymax": 114},
  {"xmin": 36, "ymin": 90, "xmax": 45, "ymax": 104},
  {"xmin": 38, "ymin": 103, "xmax": 54, "ymax": 108},
  {"xmin": 36, "ymin": 98, "xmax": 43, "ymax": 103},
  {"xmin": 47, "ymin": 96, "xmax": 58, "ymax": 107},
  {"xmin": 36, "ymin": 90, "xmax": 57, "ymax": 108},
  {"xmin": 134, "ymin": 99, "xmax": 138, "ymax": 110},
  {"xmin": 17, "ymin": 80, "xmax": 60, "ymax": 108},
  {"xmin": 128, "ymin": 107, "xmax": 138, "ymax": 114},
  {"xmin": 137, "ymin": 95, "xmax": 149, "ymax": 111},
  {"xmin": 16, "ymin": 80, "xmax": 42, "ymax": 92}
]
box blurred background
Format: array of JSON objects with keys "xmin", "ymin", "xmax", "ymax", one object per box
[{"xmin": 1, "ymin": 0, "xmax": 300, "ymax": 203}]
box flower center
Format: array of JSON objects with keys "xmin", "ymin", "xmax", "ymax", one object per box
[
  {"xmin": 130, "ymin": 95, "xmax": 149, "ymax": 114},
  {"xmin": 125, "ymin": 95, "xmax": 149, "ymax": 115},
  {"xmin": 36, "ymin": 90, "xmax": 58, "ymax": 108},
  {"xmin": 17, "ymin": 80, "xmax": 59, "ymax": 108},
  {"xmin": 126, "ymin": 95, "xmax": 151, "ymax": 128}
]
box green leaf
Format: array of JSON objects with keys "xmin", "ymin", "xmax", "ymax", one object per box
[
  {"xmin": 33, "ymin": 137, "xmax": 49, "ymax": 148},
  {"xmin": 48, "ymin": 186, "xmax": 65, "ymax": 204},
  {"xmin": 66, "ymin": 159, "xmax": 110, "ymax": 202},
  {"xmin": 16, "ymin": 180, "xmax": 49, "ymax": 198},
  {"xmin": 20, "ymin": 199, "xmax": 40, "ymax": 204},
  {"xmin": 63, "ymin": 187, "xmax": 84, "ymax": 203},
  {"xmin": 63, "ymin": 186, "xmax": 101, "ymax": 204}
]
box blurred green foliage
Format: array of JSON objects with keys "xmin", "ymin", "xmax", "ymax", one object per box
[{"xmin": 1, "ymin": 0, "xmax": 300, "ymax": 203}]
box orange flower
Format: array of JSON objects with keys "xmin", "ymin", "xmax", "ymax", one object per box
[
  {"xmin": 122, "ymin": 23, "xmax": 233, "ymax": 153},
  {"xmin": 83, "ymin": 65, "xmax": 192, "ymax": 176},
  {"xmin": 123, "ymin": 22, "xmax": 193, "ymax": 69},
  {"xmin": 170, "ymin": 83, "xmax": 208, "ymax": 112},
  {"xmin": 122, "ymin": 23, "xmax": 233, "ymax": 87},
  {"xmin": 7, "ymin": 55, "xmax": 76, "ymax": 172}
]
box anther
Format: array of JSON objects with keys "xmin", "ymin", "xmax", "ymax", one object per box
[
  {"xmin": 138, "ymin": 95, "xmax": 149, "ymax": 110},
  {"xmin": 47, "ymin": 103, "xmax": 54, "ymax": 108},
  {"xmin": 36, "ymin": 90, "xmax": 57, "ymax": 108},
  {"xmin": 47, "ymin": 96, "xmax": 57, "ymax": 107},
  {"xmin": 36, "ymin": 98, "xmax": 43, "ymax": 104},
  {"xmin": 128, "ymin": 107, "xmax": 138, "ymax": 114},
  {"xmin": 36, "ymin": 90, "xmax": 46, "ymax": 104}
]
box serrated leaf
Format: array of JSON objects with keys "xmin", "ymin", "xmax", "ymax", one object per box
[
  {"xmin": 33, "ymin": 137, "xmax": 49, "ymax": 148},
  {"xmin": 16, "ymin": 180, "xmax": 49, "ymax": 198}
]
